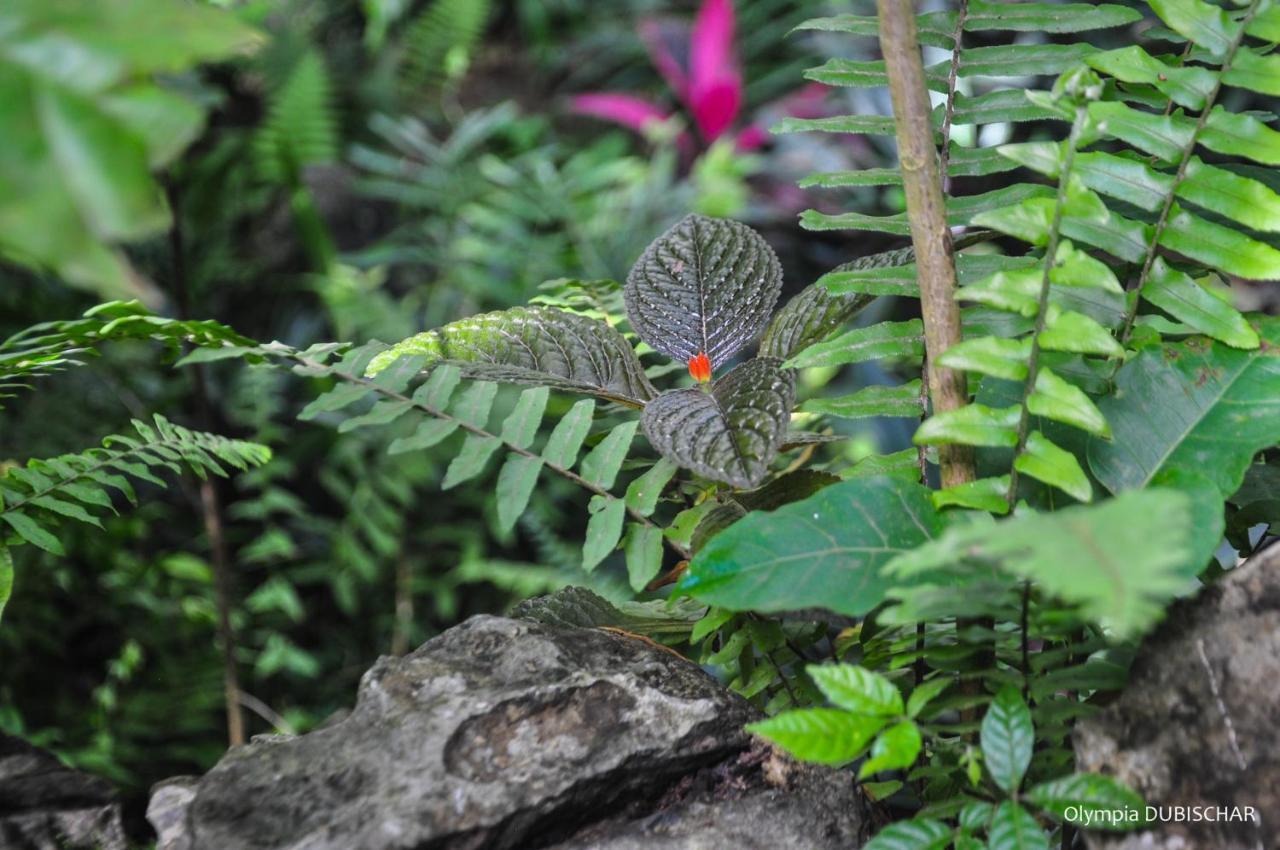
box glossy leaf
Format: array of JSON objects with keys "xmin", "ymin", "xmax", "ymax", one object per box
[
  {"xmin": 641, "ymin": 358, "xmax": 794, "ymax": 488},
  {"xmin": 1015, "ymin": 431, "xmax": 1093, "ymax": 502},
  {"xmin": 808, "ymin": 664, "xmax": 904, "ymax": 716},
  {"xmin": 1086, "ymin": 45, "xmax": 1214, "ymax": 109},
  {"xmin": 1179, "ymin": 157, "xmax": 1280, "ymax": 234},
  {"xmin": 906, "ymin": 678, "xmax": 952, "ymax": 719},
  {"xmin": 624, "ymin": 214, "xmax": 782, "ymax": 370},
  {"xmin": 1027, "ymin": 368, "xmax": 1110, "ymax": 437},
  {"xmin": 1148, "ymin": 0, "xmax": 1239, "ymax": 57},
  {"xmin": 860, "ymin": 818, "xmax": 951, "ymax": 850},
  {"xmin": 859, "ymin": 720, "xmax": 922, "ymax": 779},
  {"xmin": 1159, "ymin": 206, "xmax": 1280, "ymax": 281},
  {"xmin": 583, "ymin": 495, "xmax": 625, "ymax": 571},
  {"xmin": 801, "ymin": 381, "xmax": 922, "ymax": 419},
  {"xmin": 1027, "ymin": 773, "xmax": 1147, "ymax": 830},
  {"xmin": 759, "ymin": 286, "xmax": 875, "ymax": 360},
  {"xmin": 982, "ymin": 687, "xmax": 1034, "ymax": 793},
  {"xmin": 1141, "ymin": 259, "xmax": 1259, "ymax": 349},
  {"xmin": 888, "ymin": 489, "xmax": 1196, "ymax": 637},
  {"xmin": 785, "ymin": 320, "xmax": 924, "ymax": 369},
  {"xmin": 680, "ymin": 476, "xmax": 945, "ymax": 616},
  {"xmin": 1089, "ymin": 321, "xmax": 1280, "ymax": 501},
  {"xmin": 931, "ymin": 476, "xmax": 1012, "ymax": 515},
  {"xmin": 915, "ymin": 404, "xmax": 1019, "ymax": 448},
  {"xmin": 746, "ymin": 709, "xmax": 886, "ymax": 766},
  {"xmin": 1223, "ymin": 49, "xmax": 1280, "ymax": 97},
  {"xmin": 367, "ymin": 307, "xmax": 655, "ymax": 406},
  {"xmin": 988, "ymin": 802, "xmax": 1050, "ymax": 850},
  {"xmin": 1201, "ymin": 107, "xmax": 1280, "ymax": 166},
  {"xmin": 1039, "ymin": 310, "xmax": 1124, "ymax": 357},
  {"xmin": 938, "ymin": 337, "xmax": 1030, "ymax": 381},
  {"xmin": 965, "ymin": 0, "xmax": 1140, "ymax": 33}
]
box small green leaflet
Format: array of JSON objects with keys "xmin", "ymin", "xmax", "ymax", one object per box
[
  {"xmin": 1141, "ymin": 260, "xmax": 1259, "ymax": 349},
  {"xmin": 579, "ymin": 422, "xmax": 638, "ymax": 490},
  {"xmin": 0, "ymin": 542, "xmax": 13, "ymax": 624},
  {"xmin": 801, "ymin": 381, "xmax": 922, "ymax": 419},
  {"xmin": 583, "ymin": 495, "xmax": 625, "ymax": 571},
  {"xmin": 1014, "ymin": 431, "xmax": 1093, "ymax": 502},
  {"xmin": 499, "ymin": 388, "xmax": 550, "ymax": 449},
  {"xmin": 932, "ymin": 476, "xmax": 1012, "ymax": 514},
  {"xmin": 785, "ymin": 320, "xmax": 924, "ymax": 369},
  {"xmin": 981, "ymin": 687, "xmax": 1035, "ymax": 793},
  {"xmin": 624, "ymin": 523, "xmax": 664, "ymax": 591},
  {"xmin": 542, "ymin": 399, "xmax": 594, "ymax": 468},
  {"xmin": 915, "ymin": 404, "xmax": 1020, "ymax": 447},
  {"xmin": 746, "ymin": 709, "xmax": 887, "ymax": 766},
  {"xmin": 859, "ymin": 720, "xmax": 922, "ymax": 779},
  {"xmin": 495, "ymin": 454, "xmax": 543, "ymax": 532},
  {"xmin": 624, "ymin": 458, "xmax": 677, "ymax": 518}
]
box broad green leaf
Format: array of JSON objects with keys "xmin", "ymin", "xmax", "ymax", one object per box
[
  {"xmin": 736, "ymin": 469, "xmax": 842, "ymax": 512},
  {"xmin": 0, "ymin": 541, "xmax": 11, "ymax": 624},
  {"xmin": 859, "ymin": 721, "xmax": 923, "ymax": 779},
  {"xmin": 624, "ymin": 214, "xmax": 782, "ymax": 371},
  {"xmin": 988, "ymin": 802, "xmax": 1050, "ymax": 850},
  {"xmin": 959, "ymin": 801, "xmax": 995, "ymax": 831},
  {"xmin": 579, "ymin": 422, "xmax": 638, "ymax": 490},
  {"xmin": 938, "ymin": 337, "xmax": 1030, "ymax": 381},
  {"xmin": 785, "ymin": 320, "xmax": 924, "ymax": 369},
  {"xmin": 981, "ymin": 687, "xmax": 1034, "ymax": 793},
  {"xmin": 906, "ymin": 678, "xmax": 952, "ymax": 719},
  {"xmin": 1086, "ymin": 46, "xmax": 1215, "ymax": 109},
  {"xmin": 499, "ymin": 387, "xmax": 550, "ymax": 449},
  {"xmin": 1249, "ymin": 4, "xmax": 1280, "ymax": 41},
  {"xmin": 915, "ymin": 404, "xmax": 1020, "ymax": 448},
  {"xmin": 887, "ymin": 489, "xmax": 1196, "ymax": 637},
  {"xmin": 1201, "ymin": 106, "xmax": 1280, "ymax": 166},
  {"xmin": 746, "ymin": 709, "xmax": 886, "ymax": 766},
  {"xmin": 366, "ymin": 307, "xmax": 655, "ymax": 406},
  {"xmin": 1148, "ymin": 0, "xmax": 1239, "ymax": 57},
  {"xmin": 1086, "ymin": 100, "xmax": 1190, "ymax": 163},
  {"xmin": 495, "ymin": 454, "xmax": 542, "ymax": 532},
  {"xmin": 1039, "ymin": 310, "xmax": 1124, "ymax": 357},
  {"xmin": 809, "ymin": 664, "xmax": 904, "ymax": 716},
  {"xmin": 931, "ymin": 476, "xmax": 1012, "ymax": 514},
  {"xmin": 542, "ymin": 399, "xmax": 595, "ymax": 468},
  {"xmin": 801, "ymin": 381, "xmax": 922, "ymax": 419},
  {"xmin": 624, "ymin": 458, "xmax": 678, "ymax": 517},
  {"xmin": 583, "ymin": 495, "xmax": 625, "ymax": 571},
  {"xmin": 679, "ymin": 476, "xmax": 945, "ymax": 617},
  {"xmin": 1159, "ymin": 206, "xmax": 1280, "ymax": 281},
  {"xmin": 1027, "ymin": 773, "xmax": 1147, "ymax": 830},
  {"xmin": 1223, "ymin": 49, "xmax": 1280, "ymax": 97},
  {"xmin": 1142, "ymin": 259, "xmax": 1259, "ymax": 349},
  {"xmin": 442, "ymin": 434, "xmax": 500, "ymax": 489},
  {"xmin": 860, "ymin": 818, "xmax": 951, "ymax": 850},
  {"xmin": 641, "ymin": 358, "xmax": 794, "ymax": 489},
  {"xmin": 1089, "ymin": 321, "xmax": 1280, "ymax": 501},
  {"xmin": 1, "ymin": 511, "xmax": 64, "ymax": 554},
  {"xmin": 1179, "ymin": 157, "xmax": 1280, "ymax": 234},
  {"xmin": 388, "ymin": 418, "xmax": 457, "ymax": 454},
  {"xmin": 1027, "ymin": 368, "xmax": 1110, "ymax": 437},
  {"xmin": 1015, "ymin": 431, "xmax": 1093, "ymax": 502},
  {"xmin": 1073, "ymin": 151, "xmax": 1173, "ymax": 212},
  {"xmin": 624, "ymin": 523, "xmax": 665, "ymax": 592}
]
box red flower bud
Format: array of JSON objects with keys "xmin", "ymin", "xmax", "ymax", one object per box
[{"xmin": 688, "ymin": 351, "xmax": 712, "ymax": 383}]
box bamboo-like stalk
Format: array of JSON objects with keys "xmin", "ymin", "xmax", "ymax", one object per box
[{"xmin": 877, "ymin": 0, "xmax": 974, "ymax": 488}]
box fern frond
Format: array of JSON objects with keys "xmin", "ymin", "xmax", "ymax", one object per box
[
  {"xmin": 253, "ymin": 48, "xmax": 338, "ymax": 183},
  {"xmin": 0, "ymin": 415, "xmax": 271, "ymax": 555},
  {"xmin": 399, "ymin": 0, "xmax": 492, "ymax": 99}
]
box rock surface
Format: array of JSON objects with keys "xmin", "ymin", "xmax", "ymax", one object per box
[
  {"xmin": 0, "ymin": 733, "xmax": 127, "ymax": 850},
  {"xmin": 150, "ymin": 612, "xmax": 872, "ymax": 850},
  {"xmin": 1074, "ymin": 544, "xmax": 1280, "ymax": 850}
]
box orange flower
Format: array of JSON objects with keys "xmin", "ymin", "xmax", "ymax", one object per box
[{"xmin": 688, "ymin": 351, "xmax": 712, "ymax": 382}]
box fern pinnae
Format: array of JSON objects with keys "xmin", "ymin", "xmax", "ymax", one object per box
[
  {"xmin": 1116, "ymin": 0, "xmax": 1268, "ymax": 347},
  {"xmin": 1006, "ymin": 96, "xmax": 1091, "ymax": 510}
]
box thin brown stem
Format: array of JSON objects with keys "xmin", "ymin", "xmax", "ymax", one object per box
[
  {"xmin": 1116, "ymin": 0, "xmax": 1263, "ymax": 349},
  {"xmin": 878, "ymin": 0, "xmax": 974, "ymax": 489}
]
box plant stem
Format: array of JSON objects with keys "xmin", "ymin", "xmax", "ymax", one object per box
[
  {"xmin": 285, "ymin": 353, "xmax": 693, "ymax": 561},
  {"xmin": 1020, "ymin": 580, "xmax": 1031, "ymax": 702},
  {"xmin": 1005, "ymin": 107, "xmax": 1087, "ymax": 509},
  {"xmin": 938, "ymin": 0, "xmax": 969, "ymax": 196},
  {"xmin": 878, "ymin": 0, "xmax": 974, "ymax": 489},
  {"xmin": 1115, "ymin": 0, "xmax": 1262, "ymax": 348}
]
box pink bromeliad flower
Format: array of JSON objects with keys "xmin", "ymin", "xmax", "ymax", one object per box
[{"xmin": 570, "ymin": 0, "xmax": 817, "ymax": 153}]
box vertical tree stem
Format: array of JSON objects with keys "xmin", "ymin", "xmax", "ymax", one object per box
[{"xmin": 878, "ymin": 0, "xmax": 974, "ymax": 489}]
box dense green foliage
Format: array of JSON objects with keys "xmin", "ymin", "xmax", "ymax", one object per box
[{"xmin": 2, "ymin": 0, "xmax": 1278, "ymax": 847}]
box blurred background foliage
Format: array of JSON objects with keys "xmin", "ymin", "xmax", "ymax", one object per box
[{"xmin": 6, "ymin": 0, "xmax": 1262, "ymax": 838}]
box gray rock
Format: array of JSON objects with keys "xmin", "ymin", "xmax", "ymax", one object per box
[
  {"xmin": 151, "ymin": 613, "xmax": 871, "ymax": 850},
  {"xmin": 0, "ymin": 734, "xmax": 127, "ymax": 850},
  {"xmin": 1074, "ymin": 545, "xmax": 1280, "ymax": 850}
]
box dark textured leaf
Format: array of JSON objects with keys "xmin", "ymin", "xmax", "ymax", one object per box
[
  {"xmin": 513, "ymin": 586, "xmax": 705, "ymax": 635},
  {"xmin": 759, "ymin": 288, "xmax": 875, "ymax": 361},
  {"xmin": 624, "ymin": 214, "xmax": 782, "ymax": 372},
  {"xmin": 1089, "ymin": 321, "xmax": 1280, "ymax": 501},
  {"xmin": 785, "ymin": 320, "xmax": 924, "ymax": 369},
  {"xmin": 367, "ymin": 307, "xmax": 655, "ymax": 406},
  {"xmin": 641, "ymin": 358, "xmax": 795, "ymax": 488},
  {"xmin": 679, "ymin": 476, "xmax": 945, "ymax": 616},
  {"xmin": 735, "ymin": 470, "xmax": 841, "ymax": 512}
]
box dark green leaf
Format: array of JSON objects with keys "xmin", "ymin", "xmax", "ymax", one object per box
[
  {"xmin": 1141, "ymin": 259, "xmax": 1259, "ymax": 349},
  {"xmin": 981, "ymin": 687, "xmax": 1034, "ymax": 793},
  {"xmin": 624, "ymin": 214, "xmax": 782, "ymax": 372},
  {"xmin": 542, "ymin": 399, "xmax": 595, "ymax": 468},
  {"xmin": 495, "ymin": 454, "xmax": 542, "ymax": 532},
  {"xmin": 583, "ymin": 495, "xmax": 625, "ymax": 571},
  {"xmin": 624, "ymin": 523, "xmax": 665, "ymax": 592},
  {"xmin": 1, "ymin": 512, "xmax": 64, "ymax": 554},
  {"xmin": 1027, "ymin": 773, "xmax": 1147, "ymax": 831},
  {"xmin": 579, "ymin": 422, "xmax": 638, "ymax": 490},
  {"xmin": 785, "ymin": 320, "xmax": 924, "ymax": 369},
  {"xmin": 641, "ymin": 358, "xmax": 795, "ymax": 489},
  {"xmin": 758, "ymin": 286, "xmax": 874, "ymax": 361},
  {"xmin": 861, "ymin": 818, "xmax": 951, "ymax": 850},
  {"xmin": 988, "ymin": 802, "xmax": 1050, "ymax": 850}
]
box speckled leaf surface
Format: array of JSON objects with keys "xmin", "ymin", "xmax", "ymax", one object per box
[
  {"xmin": 625, "ymin": 215, "xmax": 783, "ymax": 370},
  {"xmin": 366, "ymin": 306, "xmax": 655, "ymax": 406},
  {"xmin": 641, "ymin": 357, "xmax": 795, "ymax": 488}
]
